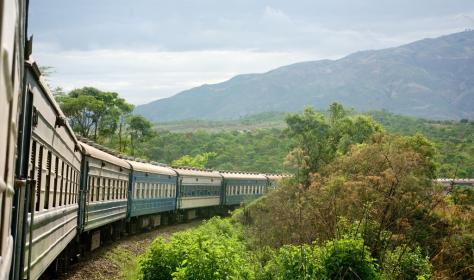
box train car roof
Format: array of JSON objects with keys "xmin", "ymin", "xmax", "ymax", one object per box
[
  {"xmin": 26, "ymin": 60, "xmax": 80, "ymax": 146},
  {"xmin": 79, "ymin": 142, "xmax": 130, "ymax": 169},
  {"xmin": 265, "ymin": 174, "xmax": 290, "ymax": 180},
  {"xmin": 127, "ymin": 160, "xmax": 176, "ymax": 176},
  {"xmin": 220, "ymin": 172, "xmax": 267, "ymax": 180},
  {"xmin": 173, "ymin": 167, "xmax": 222, "ymax": 178}
]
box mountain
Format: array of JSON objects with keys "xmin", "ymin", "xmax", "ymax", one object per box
[{"xmin": 135, "ymin": 31, "xmax": 474, "ymax": 121}]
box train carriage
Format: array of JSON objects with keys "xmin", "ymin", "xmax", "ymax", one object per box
[
  {"xmin": 20, "ymin": 61, "xmax": 82, "ymax": 280},
  {"xmin": 127, "ymin": 160, "xmax": 177, "ymax": 229},
  {"xmin": 0, "ymin": 0, "xmax": 26, "ymax": 278},
  {"xmin": 222, "ymin": 172, "xmax": 268, "ymax": 206},
  {"xmin": 78, "ymin": 142, "xmax": 130, "ymax": 250},
  {"xmin": 175, "ymin": 168, "xmax": 222, "ymax": 219}
]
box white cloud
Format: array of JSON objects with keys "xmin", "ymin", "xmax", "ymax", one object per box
[
  {"xmin": 35, "ymin": 49, "xmax": 318, "ymax": 105},
  {"xmin": 29, "ymin": 1, "xmax": 474, "ymax": 106}
]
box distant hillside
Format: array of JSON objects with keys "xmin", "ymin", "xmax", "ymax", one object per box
[{"xmin": 136, "ymin": 31, "xmax": 474, "ymax": 121}]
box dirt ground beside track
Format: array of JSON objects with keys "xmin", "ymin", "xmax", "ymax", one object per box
[{"xmin": 59, "ymin": 220, "xmax": 203, "ymax": 280}]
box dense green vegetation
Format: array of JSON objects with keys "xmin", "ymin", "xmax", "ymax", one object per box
[
  {"xmin": 56, "ymin": 87, "xmax": 473, "ymax": 177},
  {"xmin": 149, "ymin": 110, "xmax": 474, "ymax": 178},
  {"xmin": 136, "ymin": 103, "xmax": 473, "ymax": 279}
]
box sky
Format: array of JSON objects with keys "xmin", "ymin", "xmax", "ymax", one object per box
[{"xmin": 29, "ymin": 0, "xmax": 474, "ymax": 105}]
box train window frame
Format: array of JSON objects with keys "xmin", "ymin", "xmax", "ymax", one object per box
[
  {"xmin": 44, "ymin": 151, "xmax": 52, "ymax": 209},
  {"xmin": 35, "ymin": 144, "xmax": 44, "ymax": 212},
  {"xmin": 52, "ymin": 155, "xmax": 59, "ymax": 207}
]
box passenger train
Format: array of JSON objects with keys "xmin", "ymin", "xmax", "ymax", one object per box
[{"xmin": 0, "ymin": 1, "xmax": 286, "ymax": 279}]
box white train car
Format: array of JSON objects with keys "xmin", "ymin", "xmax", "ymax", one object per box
[
  {"xmin": 175, "ymin": 168, "xmax": 222, "ymax": 219},
  {"xmin": 221, "ymin": 172, "xmax": 268, "ymax": 206},
  {"xmin": 22, "ymin": 61, "xmax": 82, "ymax": 280}
]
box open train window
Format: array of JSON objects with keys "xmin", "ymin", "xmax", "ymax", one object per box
[
  {"xmin": 35, "ymin": 145, "xmax": 44, "ymax": 212},
  {"xmin": 44, "ymin": 150, "xmax": 52, "ymax": 209},
  {"xmin": 53, "ymin": 156, "xmax": 59, "ymax": 207}
]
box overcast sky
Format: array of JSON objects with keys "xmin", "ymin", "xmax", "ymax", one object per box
[{"xmin": 29, "ymin": 0, "xmax": 474, "ymax": 105}]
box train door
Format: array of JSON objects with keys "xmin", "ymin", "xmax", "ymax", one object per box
[
  {"xmin": 1, "ymin": 0, "xmax": 28, "ymax": 278},
  {"xmin": 11, "ymin": 86, "xmax": 34, "ymax": 280}
]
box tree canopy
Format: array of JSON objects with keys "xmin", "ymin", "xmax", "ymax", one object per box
[{"xmin": 56, "ymin": 87, "xmax": 134, "ymax": 140}]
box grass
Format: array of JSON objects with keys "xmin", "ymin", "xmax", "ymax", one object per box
[{"xmin": 104, "ymin": 245, "xmax": 141, "ymax": 279}]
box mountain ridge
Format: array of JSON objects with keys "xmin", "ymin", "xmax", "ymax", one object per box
[{"xmin": 136, "ymin": 30, "xmax": 474, "ymax": 121}]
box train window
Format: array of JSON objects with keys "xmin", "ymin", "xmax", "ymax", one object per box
[
  {"xmin": 120, "ymin": 180, "xmax": 123, "ymax": 199},
  {"xmin": 53, "ymin": 156, "xmax": 59, "ymax": 207},
  {"xmin": 43, "ymin": 151, "xmax": 52, "ymax": 209},
  {"xmin": 125, "ymin": 180, "xmax": 128, "ymax": 199},
  {"xmin": 65, "ymin": 163, "xmax": 69, "ymax": 205},
  {"xmin": 100, "ymin": 178, "xmax": 105, "ymax": 201},
  {"xmin": 115, "ymin": 180, "xmax": 119, "ymax": 199},
  {"xmin": 103, "ymin": 178, "xmax": 107, "ymax": 201},
  {"xmin": 72, "ymin": 170, "xmax": 76, "ymax": 204},
  {"xmin": 28, "ymin": 141, "xmax": 37, "ymax": 213},
  {"xmin": 92, "ymin": 177, "xmax": 96, "ymax": 202},
  {"xmin": 137, "ymin": 182, "xmax": 141, "ymax": 199},
  {"xmin": 95, "ymin": 177, "xmax": 100, "ymax": 201},
  {"xmin": 118, "ymin": 180, "xmax": 123, "ymax": 199},
  {"xmin": 87, "ymin": 176, "xmax": 92, "ymax": 202},
  {"xmin": 63, "ymin": 165, "xmax": 67, "ymax": 206},
  {"xmin": 137, "ymin": 182, "xmax": 140, "ymax": 199},
  {"xmin": 58, "ymin": 161, "xmax": 63, "ymax": 206},
  {"xmin": 118, "ymin": 180, "xmax": 121, "ymax": 199},
  {"xmin": 74, "ymin": 171, "xmax": 78, "ymax": 203},
  {"xmin": 140, "ymin": 182, "xmax": 144, "ymax": 199},
  {"xmin": 108, "ymin": 179, "xmax": 112, "ymax": 201},
  {"xmin": 35, "ymin": 145, "xmax": 44, "ymax": 212},
  {"xmin": 109, "ymin": 179, "xmax": 113, "ymax": 200},
  {"xmin": 116, "ymin": 180, "xmax": 119, "ymax": 200},
  {"xmin": 124, "ymin": 180, "xmax": 127, "ymax": 199},
  {"xmin": 146, "ymin": 182, "xmax": 150, "ymax": 199},
  {"xmin": 68, "ymin": 166, "xmax": 73, "ymax": 205},
  {"xmin": 113, "ymin": 180, "xmax": 116, "ymax": 200}
]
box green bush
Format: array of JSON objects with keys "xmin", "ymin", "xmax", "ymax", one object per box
[
  {"xmin": 320, "ymin": 238, "xmax": 380, "ymax": 280},
  {"xmin": 382, "ymin": 246, "xmax": 432, "ymax": 280},
  {"xmin": 139, "ymin": 217, "xmax": 254, "ymax": 280},
  {"xmin": 259, "ymin": 244, "xmax": 322, "ymax": 280}
]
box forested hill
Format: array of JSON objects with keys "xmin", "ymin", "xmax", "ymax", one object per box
[{"xmin": 135, "ymin": 30, "xmax": 474, "ymax": 121}]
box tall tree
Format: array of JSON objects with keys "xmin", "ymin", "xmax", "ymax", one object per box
[
  {"xmin": 285, "ymin": 102, "xmax": 380, "ymax": 187},
  {"xmin": 56, "ymin": 87, "xmax": 133, "ymax": 141},
  {"xmin": 126, "ymin": 115, "xmax": 154, "ymax": 156}
]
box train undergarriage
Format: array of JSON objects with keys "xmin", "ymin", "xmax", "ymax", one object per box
[{"xmin": 0, "ymin": 1, "xmax": 286, "ymax": 279}]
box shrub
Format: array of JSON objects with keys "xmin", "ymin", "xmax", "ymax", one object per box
[
  {"xmin": 259, "ymin": 244, "xmax": 322, "ymax": 280},
  {"xmin": 139, "ymin": 217, "xmax": 254, "ymax": 280},
  {"xmin": 320, "ymin": 238, "xmax": 380, "ymax": 280},
  {"xmin": 382, "ymin": 246, "xmax": 432, "ymax": 280}
]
